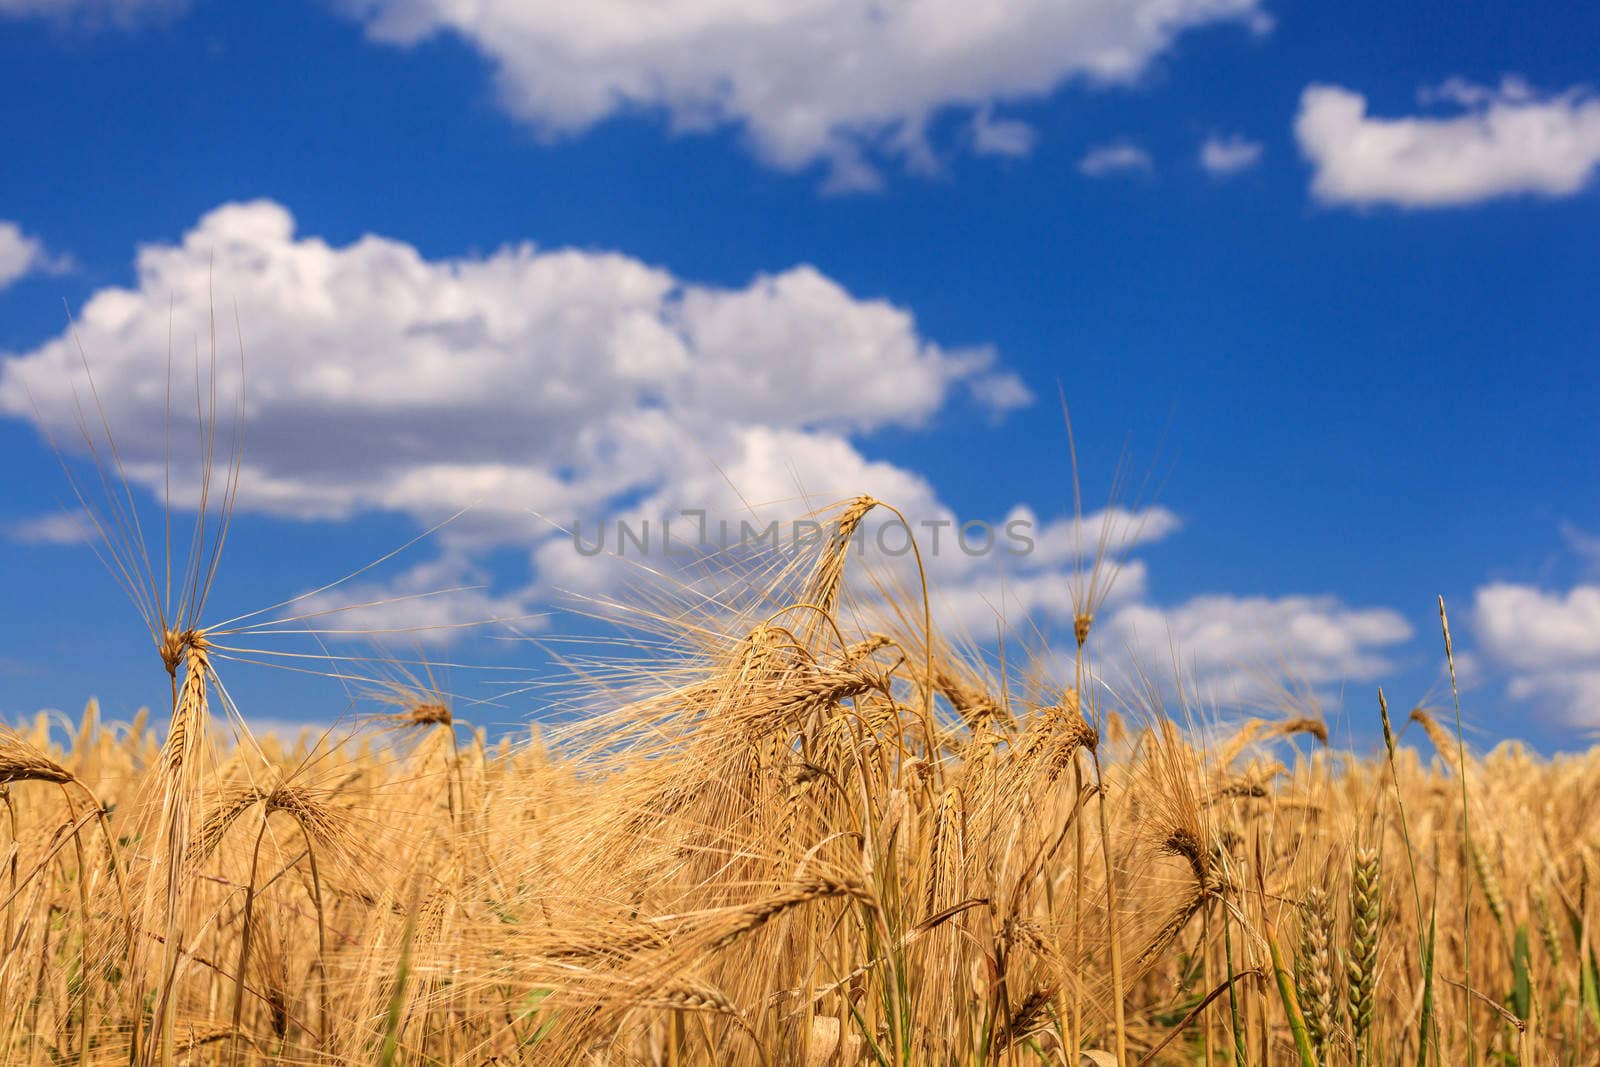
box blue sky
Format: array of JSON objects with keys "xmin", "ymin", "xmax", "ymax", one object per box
[{"xmin": 1, "ymin": 0, "xmax": 1597, "ymax": 748}]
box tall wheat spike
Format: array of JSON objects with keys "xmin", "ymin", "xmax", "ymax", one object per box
[{"xmin": 1348, "ymin": 845, "xmax": 1381, "ymax": 1066}]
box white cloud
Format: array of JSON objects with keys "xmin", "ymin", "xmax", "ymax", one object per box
[
  {"xmin": 970, "ymin": 108, "xmax": 1037, "ymax": 159},
  {"xmin": 279, "ymin": 554, "xmax": 542, "ymax": 649},
  {"xmin": 0, "ymin": 221, "xmax": 69, "ymax": 291},
  {"xmin": 1296, "ymin": 78, "xmax": 1600, "ymax": 207},
  {"xmin": 0, "ymin": 200, "xmax": 1019, "ymax": 535},
  {"xmin": 1560, "ymin": 522, "xmax": 1600, "ymax": 575},
  {"xmin": 966, "ymin": 371, "xmax": 1034, "ymax": 419},
  {"xmin": 1474, "ymin": 582, "xmax": 1600, "ymax": 725},
  {"xmin": 0, "ymin": 0, "xmax": 184, "ymax": 25},
  {"xmin": 1199, "ymin": 133, "xmax": 1262, "ymax": 176},
  {"xmin": 526, "ymin": 426, "xmax": 1181, "ymax": 642},
  {"xmin": 3, "ymin": 199, "xmax": 1180, "ymax": 645},
  {"xmin": 1475, "ymin": 583, "xmax": 1600, "ymax": 670},
  {"xmin": 334, "ymin": 0, "xmax": 1264, "ymax": 188},
  {"xmin": 1097, "ymin": 593, "xmax": 1414, "ymax": 704},
  {"xmin": 5, "ymin": 510, "xmax": 92, "ymax": 546},
  {"xmin": 1078, "ymin": 141, "xmax": 1153, "ymax": 178},
  {"xmin": 1017, "ymin": 505, "xmax": 1181, "ymax": 567},
  {"xmin": 1510, "ymin": 670, "xmax": 1600, "ymax": 727}
]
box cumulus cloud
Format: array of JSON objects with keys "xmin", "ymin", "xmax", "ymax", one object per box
[
  {"xmin": 1296, "ymin": 78, "xmax": 1600, "ymax": 207},
  {"xmin": 1097, "ymin": 594, "xmax": 1414, "ymax": 705},
  {"xmin": 0, "ymin": 200, "xmax": 1019, "ymax": 532},
  {"xmin": 0, "ymin": 221, "xmax": 69, "ymax": 291},
  {"xmin": 1474, "ymin": 582, "xmax": 1600, "ymax": 726},
  {"xmin": 1078, "ymin": 141, "xmax": 1153, "ymax": 178},
  {"xmin": 1199, "ymin": 134, "xmax": 1263, "ymax": 176},
  {"xmin": 334, "ymin": 0, "xmax": 1264, "ymax": 188},
  {"xmin": 2, "ymin": 199, "xmax": 1171, "ymax": 643}
]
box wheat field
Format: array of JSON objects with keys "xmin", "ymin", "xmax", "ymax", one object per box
[{"xmin": 3, "ymin": 480, "xmax": 1597, "ymax": 1066}]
